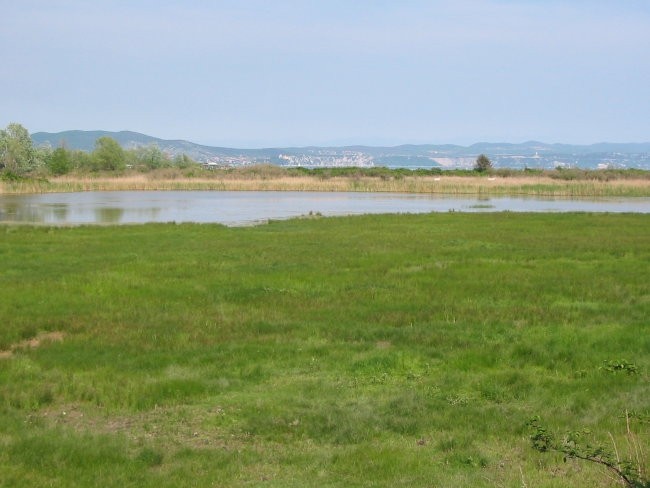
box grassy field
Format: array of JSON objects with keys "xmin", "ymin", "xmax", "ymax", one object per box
[
  {"xmin": 2, "ymin": 166, "xmax": 650, "ymax": 197},
  {"xmin": 0, "ymin": 214, "xmax": 648, "ymax": 487}
]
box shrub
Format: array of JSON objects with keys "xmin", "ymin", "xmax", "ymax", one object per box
[
  {"xmin": 528, "ymin": 413, "xmax": 649, "ymax": 488},
  {"xmin": 474, "ymin": 154, "xmax": 492, "ymax": 172}
]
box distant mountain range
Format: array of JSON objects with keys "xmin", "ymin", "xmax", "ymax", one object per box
[{"xmin": 31, "ymin": 130, "xmax": 650, "ymax": 170}]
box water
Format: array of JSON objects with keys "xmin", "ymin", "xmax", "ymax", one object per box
[{"xmin": 0, "ymin": 191, "xmax": 648, "ymax": 226}]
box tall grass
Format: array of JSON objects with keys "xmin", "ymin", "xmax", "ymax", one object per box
[
  {"xmin": 2, "ymin": 172, "xmax": 650, "ymax": 196},
  {"xmin": 0, "ymin": 214, "xmax": 648, "ymax": 486}
]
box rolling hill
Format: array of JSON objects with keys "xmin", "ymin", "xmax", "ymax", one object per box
[{"xmin": 31, "ymin": 130, "xmax": 650, "ymax": 169}]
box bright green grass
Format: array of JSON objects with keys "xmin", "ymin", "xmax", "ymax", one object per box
[{"xmin": 0, "ymin": 214, "xmax": 648, "ymax": 487}]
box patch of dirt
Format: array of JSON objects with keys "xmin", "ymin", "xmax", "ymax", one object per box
[
  {"xmin": 0, "ymin": 331, "xmax": 65, "ymax": 359},
  {"xmin": 38, "ymin": 403, "xmax": 244, "ymax": 451}
]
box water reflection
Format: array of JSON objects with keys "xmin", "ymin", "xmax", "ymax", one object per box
[
  {"xmin": 0, "ymin": 201, "xmax": 20, "ymax": 221},
  {"xmin": 131, "ymin": 207, "xmax": 162, "ymax": 221},
  {"xmin": 49, "ymin": 204, "xmax": 69, "ymax": 222},
  {"xmin": 95, "ymin": 207, "xmax": 125, "ymax": 224},
  {"xmin": 0, "ymin": 201, "xmax": 48, "ymax": 223},
  {"xmin": 0, "ymin": 191, "xmax": 648, "ymax": 226}
]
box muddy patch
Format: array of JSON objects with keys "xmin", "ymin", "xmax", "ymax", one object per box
[{"xmin": 0, "ymin": 331, "xmax": 65, "ymax": 359}]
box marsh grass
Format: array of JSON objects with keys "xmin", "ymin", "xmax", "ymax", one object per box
[
  {"xmin": 2, "ymin": 167, "xmax": 650, "ymax": 196},
  {"xmin": 0, "ymin": 214, "xmax": 648, "ymax": 486}
]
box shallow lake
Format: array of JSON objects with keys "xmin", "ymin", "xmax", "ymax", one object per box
[{"xmin": 1, "ymin": 191, "xmax": 649, "ymax": 226}]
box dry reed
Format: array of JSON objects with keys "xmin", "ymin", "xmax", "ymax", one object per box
[{"xmin": 2, "ymin": 174, "xmax": 650, "ymax": 197}]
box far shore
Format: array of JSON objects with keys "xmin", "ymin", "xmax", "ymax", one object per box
[{"xmin": 2, "ymin": 168, "xmax": 650, "ymax": 197}]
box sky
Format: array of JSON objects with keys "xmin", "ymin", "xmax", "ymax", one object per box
[{"xmin": 1, "ymin": 0, "xmax": 649, "ymax": 147}]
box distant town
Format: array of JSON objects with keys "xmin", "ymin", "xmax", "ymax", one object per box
[{"xmin": 189, "ymin": 147, "xmax": 650, "ymax": 171}]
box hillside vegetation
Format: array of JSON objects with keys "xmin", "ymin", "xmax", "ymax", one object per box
[
  {"xmin": 3, "ymin": 123, "xmax": 650, "ymax": 197},
  {"xmin": 1, "ymin": 213, "xmax": 648, "ymax": 487}
]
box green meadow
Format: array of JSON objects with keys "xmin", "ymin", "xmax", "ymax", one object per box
[{"xmin": 0, "ymin": 213, "xmax": 648, "ymax": 487}]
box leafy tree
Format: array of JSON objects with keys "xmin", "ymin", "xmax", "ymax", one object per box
[
  {"xmin": 130, "ymin": 145, "xmax": 170, "ymax": 169},
  {"xmin": 30, "ymin": 145, "xmax": 51, "ymax": 174},
  {"xmin": 0, "ymin": 123, "xmax": 37, "ymax": 173},
  {"xmin": 47, "ymin": 147, "xmax": 72, "ymax": 175},
  {"xmin": 67, "ymin": 149, "xmax": 93, "ymax": 172},
  {"xmin": 474, "ymin": 154, "xmax": 492, "ymax": 172},
  {"xmin": 92, "ymin": 136, "xmax": 126, "ymax": 171},
  {"xmin": 173, "ymin": 154, "xmax": 196, "ymax": 169}
]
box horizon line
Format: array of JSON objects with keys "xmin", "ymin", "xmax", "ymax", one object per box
[{"xmin": 29, "ymin": 129, "xmax": 650, "ymax": 150}]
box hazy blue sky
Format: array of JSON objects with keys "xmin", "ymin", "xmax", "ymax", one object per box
[{"xmin": 2, "ymin": 1, "xmax": 649, "ymax": 147}]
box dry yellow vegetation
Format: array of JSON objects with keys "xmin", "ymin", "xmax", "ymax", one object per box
[{"xmin": 2, "ymin": 172, "xmax": 650, "ymax": 197}]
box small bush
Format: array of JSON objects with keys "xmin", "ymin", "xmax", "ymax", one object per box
[
  {"xmin": 474, "ymin": 154, "xmax": 492, "ymax": 172},
  {"xmin": 601, "ymin": 359, "xmax": 639, "ymax": 375},
  {"xmin": 527, "ymin": 414, "xmax": 649, "ymax": 488},
  {"xmin": 1, "ymin": 170, "xmax": 24, "ymax": 182}
]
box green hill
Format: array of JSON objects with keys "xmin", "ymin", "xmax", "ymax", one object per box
[{"xmin": 30, "ymin": 130, "xmax": 650, "ymax": 168}]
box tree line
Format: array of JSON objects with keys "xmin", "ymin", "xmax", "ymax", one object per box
[
  {"xmin": 2, "ymin": 122, "xmax": 495, "ymax": 177},
  {"xmin": 0, "ymin": 123, "xmax": 198, "ymax": 176}
]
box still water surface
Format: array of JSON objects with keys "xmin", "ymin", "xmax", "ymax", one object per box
[{"xmin": 1, "ymin": 191, "xmax": 649, "ymax": 226}]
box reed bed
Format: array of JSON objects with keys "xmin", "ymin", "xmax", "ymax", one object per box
[{"xmin": 2, "ymin": 173, "xmax": 650, "ymax": 197}]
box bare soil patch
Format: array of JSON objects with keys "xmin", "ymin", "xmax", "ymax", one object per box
[{"xmin": 0, "ymin": 331, "xmax": 64, "ymax": 359}]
